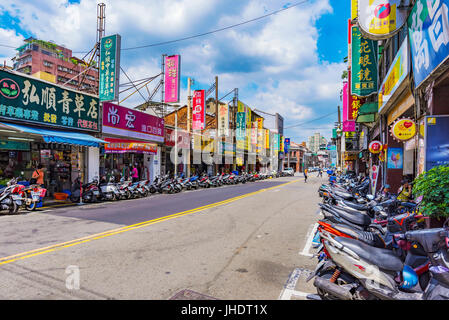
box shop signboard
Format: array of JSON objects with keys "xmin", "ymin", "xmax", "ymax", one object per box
[
  {"xmin": 251, "ymin": 122, "xmax": 258, "ymax": 145},
  {"xmin": 0, "ymin": 140, "xmax": 30, "ymax": 151},
  {"xmin": 274, "ymin": 134, "xmax": 280, "ymax": 153},
  {"xmin": 0, "ymin": 69, "xmax": 100, "ymax": 132},
  {"xmin": 378, "ymin": 37, "xmax": 409, "ymax": 113},
  {"xmin": 218, "ymin": 103, "xmax": 229, "ymax": 137},
  {"xmin": 236, "ymin": 112, "xmax": 246, "ymax": 150},
  {"xmin": 264, "ymin": 129, "xmax": 270, "ymax": 150},
  {"xmin": 164, "ymin": 55, "xmax": 181, "ymax": 103},
  {"xmin": 358, "ymin": 0, "xmax": 411, "ymax": 40},
  {"xmin": 192, "ymin": 90, "xmax": 205, "ymax": 130},
  {"xmin": 408, "ymin": 0, "xmax": 449, "ymax": 88},
  {"xmin": 284, "ymin": 138, "xmax": 290, "ymax": 153},
  {"xmin": 351, "ymin": 25, "xmax": 378, "ymax": 97},
  {"xmin": 390, "ymin": 118, "xmax": 416, "ymax": 142},
  {"xmin": 104, "ymin": 138, "xmax": 157, "ymax": 155},
  {"xmin": 387, "ymin": 147, "xmax": 403, "ymax": 169},
  {"xmin": 369, "ymin": 140, "xmax": 383, "ymax": 154},
  {"xmin": 102, "ymin": 102, "xmax": 164, "ymax": 143},
  {"xmin": 425, "ymin": 115, "xmax": 449, "ymax": 170},
  {"xmin": 99, "ymin": 34, "xmax": 121, "ymax": 102}
]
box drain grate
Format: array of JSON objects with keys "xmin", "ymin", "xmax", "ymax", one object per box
[{"xmin": 169, "ymin": 289, "xmax": 218, "ymax": 300}]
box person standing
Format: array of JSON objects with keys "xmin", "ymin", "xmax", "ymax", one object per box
[
  {"xmin": 304, "ymin": 167, "xmax": 308, "ymax": 183},
  {"xmin": 131, "ymin": 165, "xmax": 139, "ymax": 183},
  {"xmin": 31, "ymin": 164, "xmax": 45, "ymax": 187}
]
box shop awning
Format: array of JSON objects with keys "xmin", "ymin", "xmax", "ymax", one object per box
[
  {"xmin": 0, "ymin": 122, "xmax": 107, "ymax": 148},
  {"xmin": 356, "ymin": 102, "xmax": 378, "ymax": 123}
]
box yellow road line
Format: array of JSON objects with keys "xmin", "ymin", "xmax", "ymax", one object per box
[{"xmin": 0, "ymin": 179, "xmax": 299, "ymax": 266}]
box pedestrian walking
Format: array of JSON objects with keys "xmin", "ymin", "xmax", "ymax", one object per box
[
  {"xmin": 304, "ymin": 168, "xmax": 308, "ymax": 183},
  {"xmin": 318, "ymin": 169, "xmax": 323, "ymax": 178}
]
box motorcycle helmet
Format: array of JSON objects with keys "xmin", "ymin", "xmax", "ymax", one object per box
[{"xmin": 400, "ymin": 265, "xmax": 418, "ymax": 290}]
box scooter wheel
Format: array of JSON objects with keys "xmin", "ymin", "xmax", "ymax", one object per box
[
  {"xmin": 26, "ymin": 201, "xmax": 37, "ymax": 211},
  {"xmin": 9, "ymin": 201, "xmax": 18, "ymax": 215}
]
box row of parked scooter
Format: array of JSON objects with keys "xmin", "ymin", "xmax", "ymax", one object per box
[
  {"xmin": 0, "ymin": 177, "xmax": 47, "ymax": 214},
  {"xmin": 305, "ymin": 173, "xmax": 449, "ymax": 300},
  {"xmin": 68, "ymin": 171, "xmax": 286, "ymax": 203}
]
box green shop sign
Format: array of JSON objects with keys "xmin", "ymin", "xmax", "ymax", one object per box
[
  {"xmin": 236, "ymin": 112, "xmax": 246, "ymax": 150},
  {"xmin": 99, "ymin": 34, "xmax": 121, "ymax": 102},
  {"xmin": 0, "ymin": 140, "xmax": 30, "ymax": 151},
  {"xmin": 351, "ymin": 26, "xmax": 378, "ymax": 97},
  {"xmin": 0, "ymin": 69, "xmax": 100, "ymax": 132}
]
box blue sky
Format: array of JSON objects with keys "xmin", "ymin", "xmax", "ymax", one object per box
[{"xmin": 0, "ymin": 0, "xmax": 348, "ymax": 144}]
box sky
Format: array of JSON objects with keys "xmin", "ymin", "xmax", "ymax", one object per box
[{"xmin": 0, "ymin": 0, "xmax": 349, "ymax": 144}]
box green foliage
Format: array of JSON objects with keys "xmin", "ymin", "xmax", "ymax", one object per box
[
  {"xmin": 341, "ymin": 70, "xmax": 348, "ymax": 80},
  {"xmin": 413, "ymin": 165, "xmax": 449, "ymax": 218}
]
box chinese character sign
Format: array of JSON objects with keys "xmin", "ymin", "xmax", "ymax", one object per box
[
  {"xmin": 379, "ymin": 37, "xmax": 409, "ymax": 112},
  {"xmin": 351, "ymin": 25, "xmax": 378, "ymax": 97},
  {"xmin": 164, "ymin": 55, "xmax": 181, "ymax": 103},
  {"xmin": 236, "ymin": 112, "xmax": 246, "ymax": 150},
  {"xmin": 218, "ymin": 103, "xmax": 229, "ymax": 137},
  {"xmin": 0, "ymin": 69, "xmax": 99, "ymax": 131},
  {"xmin": 192, "ymin": 90, "xmax": 205, "ymax": 130},
  {"xmin": 99, "ymin": 34, "xmax": 121, "ymax": 102},
  {"xmin": 409, "ymin": 0, "xmax": 449, "ymax": 88},
  {"xmin": 102, "ymin": 102, "xmax": 164, "ymax": 143}
]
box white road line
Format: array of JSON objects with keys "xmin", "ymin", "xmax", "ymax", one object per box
[
  {"xmin": 278, "ymin": 268, "xmax": 313, "ymax": 300},
  {"xmin": 299, "ymin": 223, "xmax": 319, "ymax": 257}
]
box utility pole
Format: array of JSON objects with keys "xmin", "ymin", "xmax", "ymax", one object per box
[
  {"xmin": 187, "ymin": 77, "xmax": 192, "ymax": 177},
  {"xmin": 215, "ymin": 76, "xmax": 218, "ymax": 175}
]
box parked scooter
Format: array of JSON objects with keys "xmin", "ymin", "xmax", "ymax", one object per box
[{"xmin": 70, "ymin": 177, "xmax": 101, "ymax": 203}]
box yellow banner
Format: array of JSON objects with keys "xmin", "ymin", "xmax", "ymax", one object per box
[
  {"xmin": 351, "ymin": 0, "xmax": 358, "ymax": 20},
  {"xmin": 237, "ymin": 100, "xmax": 245, "ymax": 113},
  {"xmin": 265, "ymin": 129, "xmax": 270, "ymax": 149},
  {"xmin": 257, "ymin": 118, "xmax": 264, "ymax": 130}
]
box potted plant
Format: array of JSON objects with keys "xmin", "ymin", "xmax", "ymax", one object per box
[{"xmin": 413, "ymin": 165, "xmax": 449, "ymax": 227}]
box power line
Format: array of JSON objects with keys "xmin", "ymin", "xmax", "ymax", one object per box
[
  {"xmin": 284, "ymin": 111, "xmax": 336, "ymax": 129},
  {"xmin": 0, "ymin": 1, "xmax": 310, "ymax": 56}
]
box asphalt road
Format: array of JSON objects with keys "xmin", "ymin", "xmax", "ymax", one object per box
[{"xmin": 0, "ymin": 175, "xmax": 326, "ymax": 300}]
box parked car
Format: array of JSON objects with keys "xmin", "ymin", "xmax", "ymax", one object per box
[{"xmin": 282, "ymin": 168, "xmax": 295, "ymax": 176}]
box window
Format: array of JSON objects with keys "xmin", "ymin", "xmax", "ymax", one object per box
[
  {"xmin": 43, "ymin": 60, "xmax": 53, "ymax": 67},
  {"xmin": 41, "ymin": 50, "xmax": 54, "ymax": 57}
]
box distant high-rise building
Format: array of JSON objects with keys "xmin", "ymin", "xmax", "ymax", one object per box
[
  {"xmin": 12, "ymin": 37, "xmax": 99, "ymax": 94},
  {"xmin": 307, "ymin": 133, "xmax": 328, "ymax": 153}
]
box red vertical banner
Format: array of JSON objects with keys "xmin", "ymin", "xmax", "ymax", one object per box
[{"xmin": 192, "ymin": 90, "xmax": 205, "ymax": 130}]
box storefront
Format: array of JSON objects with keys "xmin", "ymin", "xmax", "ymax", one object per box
[
  {"xmin": 101, "ymin": 102, "xmax": 164, "ymax": 183},
  {"xmin": 377, "ymin": 36, "xmax": 415, "ymax": 192},
  {"xmin": 0, "ymin": 69, "xmax": 103, "ymax": 196}
]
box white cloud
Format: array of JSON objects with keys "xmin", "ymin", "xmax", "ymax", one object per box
[{"xmin": 0, "ymin": 0, "xmax": 344, "ymax": 144}]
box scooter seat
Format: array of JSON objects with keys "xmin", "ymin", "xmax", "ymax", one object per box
[
  {"xmin": 332, "ymin": 224, "xmax": 385, "ymax": 248},
  {"xmin": 335, "ymin": 236, "xmax": 403, "ymax": 272},
  {"xmin": 328, "ymin": 205, "xmax": 371, "ymax": 227},
  {"xmin": 342, "ymin": 200, "xmax": 368, "ymax": 212}
]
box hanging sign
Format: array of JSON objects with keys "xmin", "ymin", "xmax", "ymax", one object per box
[
  {"xmin": 284, "ymin": 138, "xmax": 290, "ymax": 153},
  {"xmin": 164, "ymin": 55, "xmax": 181, "ymax": 103},
  {"xmin": 351, "ymin": 25, "xmax": 378, "ymax": 97},
  {"xmin": 218, "ymin": 103, "xmax": 229, "ymax": 137},
  {"xmin": 390, "ymin": 118, "xmax": 416, "ymax": 142},
  {"xmin": 358, "ymin": 0, "xmax": 411, "ymax": 40},
  {"xmin": 236, "ymin": 112, "xmax": 246, "ymax": 150},
  {"xmin": 99, "ymin": 34, "xmax": 121, "ymax": 102},
  {"xmin": 369, "ymin": 140, "xmax": 383, "ymax": 154},
  {"xmin": 192, "ymin": 90, "xmax": 205, "ymax": 130}
]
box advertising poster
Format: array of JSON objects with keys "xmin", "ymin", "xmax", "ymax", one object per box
[
  {"xmin": 236, "ymin": 112, "xmax": 246, "ymax": 150},
  {"xmin": 387, "ymin": 147, "xmax": 404, "ymax": 169},
  {"xmin": 425, "ymin": 116, "xmax": 449, "ymax": 170}
]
